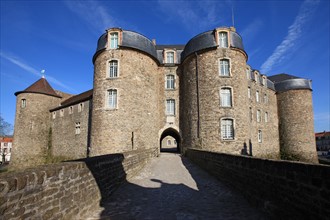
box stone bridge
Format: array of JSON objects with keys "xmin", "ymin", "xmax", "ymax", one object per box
[{"xmin": 1, "ymin": 148, "xmax": 329, "ymax": 220}]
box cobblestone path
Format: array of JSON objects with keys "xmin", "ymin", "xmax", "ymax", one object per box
[{"xmin": 89, "ymin": 153, "xmax": 266, "ymax": 219}]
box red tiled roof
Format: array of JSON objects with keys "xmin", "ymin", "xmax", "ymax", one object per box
[
  {"xmin": 0, "ymin": 137, "xmax": 13, "ymax": 142},
  {"xmin": 15, "ymin": 78, "xmax": 62, "ymax": 98},
  {"xmin": 315, "ymin": 131, "xmax": 330, "ymax": 138},
  {"xmin": 50, "ymin": 89, "xmax": 93, "ymax": 111}
]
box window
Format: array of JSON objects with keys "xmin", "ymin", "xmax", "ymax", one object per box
[
  {"xmin": 107, "ymin": 89, "xmax": 117, "ymax": 109},
  {"xmin": 166, "ymin": 52, "xmax": 175, "ymax": 63},
  {"xmin": 166, "ymin": 75, "xmax": 175, "ymax": 89},
  {"xmin": 258, "ymin": 130, "xmax": 262, "ymax": 143},
  {"xmin": 109, "ymin": 60, "xmax": 118, "ymax": 78},
  {"xmin": 256, "ymin": 91, "xmax": 259, "ymax": 102},
  {"xmin": 246, "ymin": 69, "xmax": 251, "ymax": 79},
  {"xmin": 219, "ymin": 32, "xmax": 228, "ymax": 48},
  {"xmin": 166, "ymin": 99, "xmax": 175, "ymax": 115},
  {"xmin": 249, "ymin": 107, "xmax": 253, "ymax": 122},
  {"xmin": 220, "ymin": 88, "xmax": 232, "ymax": 107},
  {"xmin": 257, "ymin": 110, "xmax": 261, "ymax": 122},
  {"xmin": 265, "ymin": 112, "xmax": 268, "ymax": 123},
  {"xmin": 110, "ymin": 32, "xmax": 118, "ymax": 49},
  {"xmin": 60, "ymin": 109, "xmax": 64, "ymax": 117},
  {"xmin": 219, "ymin": 59, "xmax": 230, "ymax": 76},
  {"xmin": 221, "ymin": 119, "xmax": 234, "ymax": 140},
  {"xmin": 52, "ymin": 112, "xmax": 56, "ymax": 119},
  {"xmin": 167, "ymin": 140, "xmax": 171, "ymax": 145},
  {"xmin": 255, "ymin": 73, "xmax": 259, "ymax": 83},
  {"xmin": 78, "ymin": 103, "xmax": 83, "ymax": 112},
  {"xmin": 263, "ymin": 77, "xmax": 267, "ymax": 87},
  {"xmin": 75, "ymin": 122, "xmax": 81, "ymax": 135},
  {"xmin": 21, "ymin": 99, "xmax": 26, "ymax": 108},
  {"xmin": 248, "ymin": 87, "xmax": 251, "ymax": 99},
  {"xmin": 264, "ymin": 94, "xmax": 268, "ymax": 104},
  {"xmin": 174, "ymin": 140, "xmax": 177, "ymax": 145},
  {"xmin": 69, "ymin": 106, "xmax": 73, "ymax": 114}
]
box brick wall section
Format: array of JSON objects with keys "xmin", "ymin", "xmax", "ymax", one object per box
[
  {"xmin": 186, "ymin": 148, "xmax": 330, "ymax": 219},
  {"xmin": 0, "ymin": 148, "xmax": 157, "ymax": 220}
]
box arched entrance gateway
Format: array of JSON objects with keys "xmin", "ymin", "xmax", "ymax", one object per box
[{"xmin": 160, "ymin": 128, "xmax": 181, "ymax": 153}]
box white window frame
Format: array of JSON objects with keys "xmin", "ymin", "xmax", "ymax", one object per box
[
  {"xmin": 256, "ymin": 91, "xmax": 259, "ymax": 103},
  {"xmin": 107, "ymin": 89, "xmax": 118, "ymax": 109},
  {"xmin": 75, "ymin": 122, "xmax": 81, "ymax": 135},
  {"xmin": 248, "ymin": 87, "xmax": 251, "ymax": 99},
  {"xmin": 255, "ymin": 72, "xmax": 259, "ymax": 83},
  {"xmin": 109, "ymin": 32, "xmax": 119, "ymax": 49},
  {"xmin": 166, "ymin": 74, "xmax": 175, "ymax": 89},
  {"xmin": 257, "ymin": 110, "xmax": 261, "ymax": 122},
  {"xmin": 21, "ymin": 99, "xmax": 26, "ymax": 108},
  {"xmin": 108, "ymin": 60, "xmax": 119, "ymax": 78},
  {"xmin": 220, "ymin": 87, "xmax": 232, "ymax": 107},
  {"xmin": 166, "ymin": 99, "xmax": 175, "ymax": 115},
  {"xmin": 263, "ymin": 77, "xmax": 267, "ymax": 87},
  {"xmin": 52, "ymin": 112, "xmax": 56, "ymax": 119},
  {"xmin": 78, "ymin": 103, "xmax": 83, "ymax": 112},
  {"xmin": 265, "ymin": 112, "xmax": 268, "ymax": 123},
  {"xmin": 60, "ymin": 109, "xmax": 64, "ymax": 117},
  {"xmin": 166, "ymin": 51, "xmax": 175, "ymax": 64},
  {"xmin": 219, "ymin": 32, "xmax": 228, "ymax": 48},
  {"xmin": 219, "ymin": 59, "xmax": 230, "ymax": 76},
  {"xmin": 221, "ymin": 118, "xmax": 234, "ymax": 140},
  {"xmin": 69, "ymin": 106, "xmax": 73, "ymax": 114},
  {"xmin": 258, "ymin": 130, "xmax": 262, "ymax": 143}
]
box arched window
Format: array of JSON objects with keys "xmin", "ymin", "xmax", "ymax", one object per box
[
  {"xmin": 219, "ymin": 59, "xmax": 230, "ymax": 76},
  {"xmin": 220, "ymin": 88, "xmax": 232, "ymax": 107},
  {"xmin": 166, "ymin": 75, "xmax": 175, "ymax": 89},
  {"xmin": 221, "ymin": 118, "xmax": 234, "ymax": 140},
  {"xmin": 219, "ymin": 32, "xmax": 228, "ymax": 48}
]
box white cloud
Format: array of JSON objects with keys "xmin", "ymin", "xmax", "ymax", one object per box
[
  {"xmin": 260, "ymin": 0, "xmax": 320, "ymax": 74},
  {"xmin": 0, "ymin": 51, "xmax": 76, "ymax": 93},
  {"xmin": 64, "ymin": 0, "xmax": 115, "ymax": 34},
  {"xmin": 240, "ymin": 18, "xmax": 264, "ymax": 41}
]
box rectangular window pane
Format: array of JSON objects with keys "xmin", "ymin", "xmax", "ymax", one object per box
[
  {"xmin": 166, "ymin": 75, "xmax": 175, "ymax": 89},
  {"xmin": 109, "ymin": 61, "xmax": 118, "ymax": 78},
  {"xmin": 221, "ymin": 119, "xmax": 233, "ymax": 139},
  {"xmin": 220, "ymin": 59, "xmax": 229, "ymax": 76},
  {"xmin": 110, "ymin": 33, "xmax": 118, "ymax": 49},
  {"xmin": 166, "ymin": 99, "xmax": 175, "ymax": 115},
  {"xmin": 219, "ymin": 32, "xmax": 228, "ymax": 48},
  {"xmin": 108, "ymin": 90, "xmax": 117, "ymax": 108},
  {"xmin": 167, "ymin": 52, "xmax": 174, "ymax": 63},
  {"xmin": 221, "ymin": 88, "xmax": 232, "ymax": 107}
]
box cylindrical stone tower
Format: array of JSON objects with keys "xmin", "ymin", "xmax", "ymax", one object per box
[
  {"xmin": 11, "ymin": 78, "xmax": 62, "ymax": 168},
  {"xmin": 180, "ymin": 27, "xmax": 251, "ymax": 154},
  {"xmin": 275, "ymin": 77, "xmax": 318, "ymax": 163},
  {"xmin": 90, "ymin": 28, "xmax": 161, "ymax": 155}
]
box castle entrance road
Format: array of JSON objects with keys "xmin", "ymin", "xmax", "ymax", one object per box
[{"xmin": 88, "ymin": 153, "xmax": 266, "ymax": 219}]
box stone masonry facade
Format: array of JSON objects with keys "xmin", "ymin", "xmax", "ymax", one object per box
[{"xmin": 11, "ymin": 26, "xmax": 318, "ymax": 168}]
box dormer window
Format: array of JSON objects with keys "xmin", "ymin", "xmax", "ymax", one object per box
[
  {"xmin": 166, "ymin": 51, "xmax": 175, "ymax": 63},
  {"xmin": 109, "ymin": 32, "xmax": 118, "ymax": 49},
  {"xmin": 219, "ymin": 32, "xmax": 228, "ymax": 48}
]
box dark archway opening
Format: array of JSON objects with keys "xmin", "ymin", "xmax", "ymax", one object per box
[{"xmin": 160, "ymin": 128, "xmax": 181, "ymax": 153}]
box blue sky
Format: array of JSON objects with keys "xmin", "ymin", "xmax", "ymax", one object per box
[{"xmin": 0, "ymin": 0, "xmax": 329, "ymax": 133}]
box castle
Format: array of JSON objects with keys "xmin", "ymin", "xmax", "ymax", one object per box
[{"xmin": 11, "ymin": 27, "xmax": 318, "ymax": 168}]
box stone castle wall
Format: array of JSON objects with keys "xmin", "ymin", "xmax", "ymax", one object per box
[
  {"xmin": 277, "ymin": 89, "xmax": 318, "ymax": 163},
  {"xmin": 11, "ymin": 93, "xmax": 61, "ymax": 169},
  {"xmin": 0, "ymin": 148, "xmax": 157, "ymax": 220},
  {"xmin": 91, "ymin": 49, "xmax": 161, "ymax": 155},
  {"xmin": 50, "ymin": 100, "xmax": 91, "ymax": 159},
  {"xmin": 180, "ymin": 48, "xmax": 280, "ymax": 157},
  {"xmin": 186, "ymin": 148, "xmax": 330, "ymax": 219}
]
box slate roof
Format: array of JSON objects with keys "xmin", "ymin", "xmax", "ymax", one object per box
[
  {"xmin": 50, "ymin": 89, "xmax": 93, "ymax": 111},
  {"xmin": 15, "ymin": 78, "xmax": 62, "ymax": 98},
  {"xmin": 268, "ymin": 73, "xmax": 300, "ymax": 83},
  {"xmin": 155, "ymin": 45, "xmax": 185, "ymax": 50}
]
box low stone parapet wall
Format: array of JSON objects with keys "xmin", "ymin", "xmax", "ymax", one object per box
[
  {"xmin": 186, "ymin": 148, "xmax": 330, "ymax": 219},
  {"xmin": 0, "ymin": 148, "xmax": 157, "ymax": 220}
]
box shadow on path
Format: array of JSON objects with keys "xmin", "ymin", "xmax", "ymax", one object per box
[{"xmin": 88, "ymin": 153, "xmax": 266, "ymax": 219}]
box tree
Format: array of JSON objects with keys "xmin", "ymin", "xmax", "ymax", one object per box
[{"xmin": 0, "ymin": 115, "xmax": 13, "ymax": 136}]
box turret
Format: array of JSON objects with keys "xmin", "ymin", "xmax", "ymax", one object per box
[
  {"xmin": 269, "ymin": 74, "xmax": 318, "ymax": 163},
  {"xmin": 11, "ymin": 77, "xmax": 62, "ymax": 168}
]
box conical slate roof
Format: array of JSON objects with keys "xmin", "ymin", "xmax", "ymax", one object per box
[{"xmin": 15, "ymin": 77, "xmax": 62, "ymax": 98}]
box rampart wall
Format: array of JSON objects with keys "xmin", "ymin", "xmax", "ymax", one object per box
[
  {"xmin": 186, "ymin": 148, "xmax": 330, "ymax": 219},
  {"xmin": 0, "ymin": 148, "xmax": 157, "ymax": 220}
]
